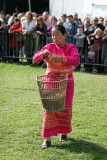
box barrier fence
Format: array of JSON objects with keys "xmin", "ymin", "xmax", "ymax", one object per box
[{"xmin": 0, "ymin": 31, "xmax": 107, "ymax": 73}]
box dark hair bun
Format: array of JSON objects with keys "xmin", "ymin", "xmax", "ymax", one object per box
[{"xmin": 54, "ymin": 25, "xmax": 67, "ymax": 35}]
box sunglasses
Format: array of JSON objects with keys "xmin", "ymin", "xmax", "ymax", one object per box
[{"xmin": 94, "ymin": 20, "xmax": 98, "ymax": 21}]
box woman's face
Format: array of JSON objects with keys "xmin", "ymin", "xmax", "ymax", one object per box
[
  {"xmin": 84, "ymin": 20, "xmax": 90, "ymax": 27},
  {"xmin": 37, "ymin": 19, "xmax": 42, "ymax": 24},
  {"xmin": 26, "ymin": 13, "xmax": 32, "ymax": 20},
  {"xmin": 52, "ymin": 28, "xmax": 66, "ymax": 46},
  {"xmin": 14, "ymin": 20, "xmax": 20, "ymax": 25}
]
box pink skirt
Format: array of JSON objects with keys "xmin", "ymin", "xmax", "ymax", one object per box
[{"xmin": 42, "ymin": 76, "xmax": 74, "ymax": 137}]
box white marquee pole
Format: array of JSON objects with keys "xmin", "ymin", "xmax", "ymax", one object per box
[{"xmin": 28, "ymin": 0, "xmax": 31, "ymax": 11}]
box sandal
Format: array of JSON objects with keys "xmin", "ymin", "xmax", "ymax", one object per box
[
  {"xmin": 41, "ymin": 140, "xmax": 51, "ymax": 149},
  {"xmin": 59, "ymin": 135, "xmax": 67, "ymax": 142}
]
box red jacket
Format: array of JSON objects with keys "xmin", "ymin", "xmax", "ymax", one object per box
[
  {"xmin": 10, "ymin": 23, "xmax": 23, "ymax": 48},
  {"xmin": 94, "ymin": 35, "xmax": 102, "ymax": 51}
]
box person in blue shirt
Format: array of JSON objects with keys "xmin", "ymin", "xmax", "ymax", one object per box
[{"xmin": 65, "ymin": 15, "xmax": 78, "ymax": 44}]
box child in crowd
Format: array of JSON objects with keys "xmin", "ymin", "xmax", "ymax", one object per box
[
  {"xmin": 86, "ymin": 44, "xmax": 95, "ymax": 63},
  {"xmin": 101, "ymin": 27, "xmax": 107, "ymax": 73},
  {"xmin": 87, "ymin": 28, "xmax": 103, "ymax": 72},
  {"xmin": 74, "ymin": 27, "xmax": 85, "ymax": 56}
]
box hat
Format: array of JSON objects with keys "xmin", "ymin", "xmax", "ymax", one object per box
[{"xmin": 78, "ymin": 25, "xmax": 83, "ymax": 29}]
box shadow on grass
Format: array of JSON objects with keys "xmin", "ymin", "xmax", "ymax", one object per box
[
  {"xmin": 52, "ymin": 138, "xmax": 107, "ymax": 160},
  {"xmin": 4, "ymin": 86, "xmax": 37, "ymax": 91},
  {"xmin": 1, "ymin": 61, "xmax": 40, "ymax": 67}
]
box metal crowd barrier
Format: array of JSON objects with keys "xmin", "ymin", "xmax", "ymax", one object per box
[
  {"xmin": 77, "ymin": 37, "xmax": 107, "ymax": 73},
  {"xmin": 0, "ymin": 31, "xmax": 107, "ymax": 73},
  {"xmin": 0, "ymin": 31, "xmax": 49, "ymax": 63},
  {"xmin": 66, "ymin": 35, "xmax": 107, "ymax": 73}
]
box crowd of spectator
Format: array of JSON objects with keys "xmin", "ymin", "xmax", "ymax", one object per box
[{"xmin": 0, "ymin": 10, "xmax": 107, "ymax": 73}]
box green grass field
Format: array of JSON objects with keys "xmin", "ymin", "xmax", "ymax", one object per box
[{"xmin": 0, "ymin": 62, "xmax": 107, "ymax": 160}]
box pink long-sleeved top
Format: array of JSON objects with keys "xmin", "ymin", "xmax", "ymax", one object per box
[{"xmin": 33, "ymin": 43, "xmax": 80, "ymax": 77}]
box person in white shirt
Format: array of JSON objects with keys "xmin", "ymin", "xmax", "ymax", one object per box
[
  {"xmin": 42, "ymin": 11, "xmax": 50, "ymax": 28},
  {"xmin": 22, "ymin": 11, "xmax": 36, "ymax": 65},
  {"xmin": 22, "ymin": 12, "xmax": 36, "ymax": 33},
  {"xmin": 61, "ymin": 14, "xmax": 68, "ymax": 28}
]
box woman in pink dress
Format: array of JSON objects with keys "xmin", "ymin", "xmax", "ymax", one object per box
[{"xmin": 33, "ymin": 25, "xmax": 80, "ymax": 149}]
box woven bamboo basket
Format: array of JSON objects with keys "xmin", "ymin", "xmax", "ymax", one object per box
[{"xmin": 36, "ymin": 75, "xmax": 68, "ymax": 112}]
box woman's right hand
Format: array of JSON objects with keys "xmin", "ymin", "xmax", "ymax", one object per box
[
  {"xmin": 43, "ymin": 49, "xmax": 50, "ymax": 58},
  {"xmin": 9, "ymin": 30, "xmax": 14, "ymax": 34}
]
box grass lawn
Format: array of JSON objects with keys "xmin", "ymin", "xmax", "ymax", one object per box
[{"xmin": 0, "ymin": 62, "xmax": 107, "ymax": 160}]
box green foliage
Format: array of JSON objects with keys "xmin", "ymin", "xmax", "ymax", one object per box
[{"xmin": 0, "ymin": 63, "xmax": 107, "ymax": 160}]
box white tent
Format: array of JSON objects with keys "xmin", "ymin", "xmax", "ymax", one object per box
[
  {"xmin": 92, "ymin": 1, "xmax": 107, "ymax": 19},
  {"xmin": 49, "ymin": 0, "xmax": 107, "ymax": 21}
]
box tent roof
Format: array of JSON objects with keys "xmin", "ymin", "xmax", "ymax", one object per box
[
  {"xmin": 49, "ymin": 0, "xmax": 107, "ymax": 21},
  {"xmin": 92, "ymin": 0, "xmax": 107, "ymax": 5}
]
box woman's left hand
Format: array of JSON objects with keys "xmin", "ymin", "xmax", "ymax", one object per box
[
  {"xmin": 50, "ymin": 56, "xmax": 62, "ymax": 62},
  {"xmin": 37, "ymin": 31, "xmax": 43, "ymax": 35}
]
